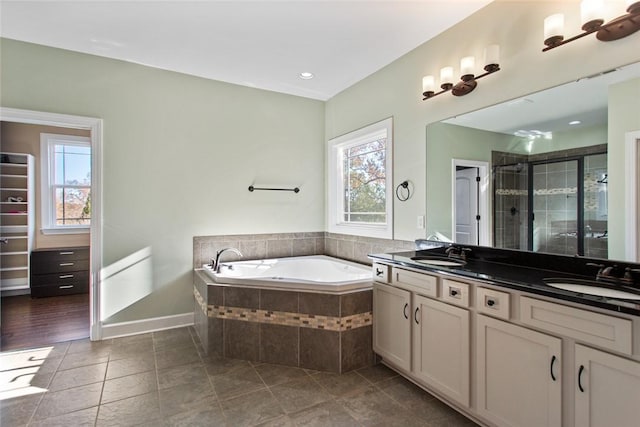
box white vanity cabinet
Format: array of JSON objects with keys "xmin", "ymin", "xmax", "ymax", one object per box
[
  {"xmin": 373, "ymin": 264, "xmax": 471, "ymax": 407},
  {"xmin": 476, "ymin": 315, "xmax": 562, "ymax": 427},
  {"xmin": 371, "ymin": 260, "xmax": 640, "ymax": 427},
  {"xmin": 372, "ymin": 282, "xmax": 412, "ymax": 372},
  {"xmin": 574, "ymin": 344, "xmax": 640, "ymax": 427},
  {"xmin": 412, "ymin": 294, "xmax": 470, "ymax": 406}
]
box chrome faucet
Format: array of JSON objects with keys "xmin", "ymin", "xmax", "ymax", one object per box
[
  {"xmin": 211, "ymin": 248, "xmax": 243, "ymax": 273},
  {"xmin": 446, "ymin": 245, "xmax": 472, "ymax": 260}
]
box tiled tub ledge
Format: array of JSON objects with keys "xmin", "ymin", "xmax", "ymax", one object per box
[{"xmin": 193, "ymin": 270, "xmax": 375, "ymax": 373}]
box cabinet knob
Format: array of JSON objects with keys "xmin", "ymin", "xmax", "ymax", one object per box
[
  {"xmin": 486, "ymin": 299, "xmax": 496, "ymax": 307},
  {"xmin": 450, "ymin": 288, "xmax": 459, "ymax": 297},
  {"xmin": 376, "ymin": 268, "xmax": 384, "ymax": 277}
]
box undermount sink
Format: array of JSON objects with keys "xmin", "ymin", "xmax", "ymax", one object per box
[
  {"xmin": 543, "ymin": 278, "xmax": 640, "ymax": 300},
  {"xmin": 410, "ymin": 256, "xmax": 466, "ymax": 267}
]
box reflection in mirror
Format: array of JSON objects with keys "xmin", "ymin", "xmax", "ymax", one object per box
[{"xmin": 426, "ymin": 61, "xmax": 640, "ymax": 260}]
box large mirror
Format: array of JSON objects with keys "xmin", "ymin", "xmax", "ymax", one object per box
[{"xmin": 426, "ymin": 61, "xmax": 640, "ymax": 261}]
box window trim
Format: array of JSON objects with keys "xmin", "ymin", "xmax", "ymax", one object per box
[
  {"xmin": 327, "ymin": 117, "xmax": 393, "ymax": 239},
  {"xmin": 40, "ymin": 133, "xmax": 91, "ymax": 234}
]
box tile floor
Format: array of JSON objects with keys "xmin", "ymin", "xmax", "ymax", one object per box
[{"xmin": 0, "ymin": 326, "xmax": 479, "ymax": 426}]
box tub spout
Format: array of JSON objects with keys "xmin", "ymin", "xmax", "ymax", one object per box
[{"xmin": 213, "ymin": 248, "xmax": 243, "ymax": 273}]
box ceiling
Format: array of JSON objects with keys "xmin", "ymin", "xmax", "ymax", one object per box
[
  {"xmin": 444, "ymin": 61, "xmax": 640, "ymax": 135},
  {"xmin": 0, "ymin": 0, "xmax": 492, "ymax": 101}
]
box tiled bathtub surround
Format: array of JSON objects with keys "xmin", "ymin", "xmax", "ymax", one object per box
[
  {"xmin": 194, "ymin": 271, "xmax": 375, "ymax": 373},
  {"xmin": 193, "ymin": 232, "xmax": 414, "ymax": 268}
]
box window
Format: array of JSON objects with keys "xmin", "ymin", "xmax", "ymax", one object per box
[
  {"xmin": 328, "ymin": 118, "xmax": 393, "ymax": 239},
  {"xmin": 40, "ymin": 133, "xmax": 91, "ymax": 233}
]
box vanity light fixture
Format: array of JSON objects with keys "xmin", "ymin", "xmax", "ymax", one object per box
[
  {"xmin": 543, "ymin": 0, "xmax": 640, "ymax": 51},
  {"xmin": 422, "ymin": 45, "xmax": 500, "ymax": 100}
]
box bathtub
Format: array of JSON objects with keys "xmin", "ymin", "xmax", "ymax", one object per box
[{"xmin": 201, "ymin": 255, "xmax": 371, "ymax": 293}]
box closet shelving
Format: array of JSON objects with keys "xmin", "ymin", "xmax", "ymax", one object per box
[{"xmin": 1, "ymin": 152, "xmax": 35, "ymax": 294}]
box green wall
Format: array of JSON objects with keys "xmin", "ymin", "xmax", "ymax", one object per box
[{"xmin": 1, "ymin": 38, "xmax": 325, "ymax": 323}]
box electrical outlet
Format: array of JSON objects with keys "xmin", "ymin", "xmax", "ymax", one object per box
[{"xmin": 417, "ymin": 215, "xmax": 425, "ymax": 229}]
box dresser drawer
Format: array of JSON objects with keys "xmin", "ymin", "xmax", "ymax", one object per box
[
  {"xmin": 392, "ymin": 267, "xmax": 438, "ymax": 298},
  {"xmin": 30, "ymin": 270, "xmax": 90, "ymax": 288},
  {"xmin": 31, "ymin": 247, "xmax": 89, "ymax": 271},
  {"xmin": 441, "ymin": 279, "xmax": 470, "ymax": 307},
  {"xmin": 31, "ymin": 258, "xmax": 89, "ymax": 274},
  {"xmin": 373, "ymin": 263, "xmax": 390, "ymax": 283},
  {"xmin": 476, "ymin": 287, "xmax": 510, "ymax": 320},
  {"xmin": 30, "ymin": 281, "xmax": 89, "ymax": 298},
  {"xmin": 520, "ymin": 296, "xmax": 632, "ymax": 355}
]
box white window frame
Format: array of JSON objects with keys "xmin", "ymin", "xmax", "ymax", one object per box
[
  {"xmin": 40, "ymin": 133, "xmax": 91, "ymax": 234},
  {"xmin": 328, "ymin": 117, "xmax": 393, "ymax": 239}
]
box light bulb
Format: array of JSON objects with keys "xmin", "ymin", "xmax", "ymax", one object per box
[
  {"xmin": 422, "ymin": 75, "xmax": 435, "ymax": 93},
  {"xmin": 544, "ymin": 13, "xmax": 565, "ymax": 46}
]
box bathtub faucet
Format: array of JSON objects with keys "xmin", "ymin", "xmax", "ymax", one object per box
[{"xmin": 212, "ymin": 248, "xmax": 243, "ymax": 273}]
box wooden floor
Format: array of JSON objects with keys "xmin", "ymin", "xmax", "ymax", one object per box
[{"xmin": 0, "ymin": 293, "xmax": 89, "ymax": 351}]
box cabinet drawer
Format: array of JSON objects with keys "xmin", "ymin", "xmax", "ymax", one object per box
[
  {"xmin": 392, "ymin": 268, "xmax": 438, "ymax": 298},
  {"xmin": 520, "ymin": 296, "xmax": 632, "ymax": 355},
  {"xmin": 372, "ymin": 263, "xmax": 390, "ymax": 283},
  {"xmin": 30, "ymin": 270, "xmax": 89, "ymax": 287},
  {"xmin": 476, "ymin": 287, "xmax": 510, "ymax": 320},
  {"xmin": 441, "ymin": 279, "xmax": 470, "ymax": 307},
  {"xmin": 31, "ymin": 247, "xmax": 89, "ymax": 265},
  {"xmin": 31, "ymin": 281, "xmax": 89, "ymax": 298},
  {"xmin": 31, "ymin": 258, "xmax": 89, "ymax": 274}
]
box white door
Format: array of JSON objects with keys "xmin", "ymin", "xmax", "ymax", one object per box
[
  {"xmin": 575, "ymin": 344, "xmax": 640, "ymax": 427},
  {"xmin": 455, "ymin": 167, "xmax": 479, "ymax": 244},
  {"xmin": 412, "ymin": 294, "xmax": 470, "ymax": 407},
  {"xmin": 372, "ymin": 282, "xmax": 411, "ymax": 372},
  {"xmin": 476, "ymin": 315, "xmax": 562, "ymax": 427}
]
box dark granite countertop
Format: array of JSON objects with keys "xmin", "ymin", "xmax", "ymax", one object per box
[{"xmin": 369, "ymin": 248, "xmax": 640, "ymax": 316}]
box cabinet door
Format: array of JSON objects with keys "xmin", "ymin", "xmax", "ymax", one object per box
[
  {"xmin": 477, "ymin": 315, "xmax": 561, "ymax": 427},
  {"xmin": 412, "ymin": 294, "xmax": 470, "ymax": 406},
  {"xmin": 373, "ymin": 282, "xmax": 411, "ymax": 371},
  {"xmin": 575, "ymin": 344, "xmax": 640, "ymax": 427}
]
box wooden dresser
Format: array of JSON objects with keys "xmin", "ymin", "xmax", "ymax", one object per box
[{"xmin": 30, "ymin": 246, "xmax": 90, "ymax": 297}]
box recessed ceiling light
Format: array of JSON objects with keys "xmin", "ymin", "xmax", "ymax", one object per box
[
  {"xmin": 569, "ymin": 120, "xmax": 581, "ymax": 125},
  {"xmin": 299, "ymin": 72, "xmax": 314, "ymax": 80}
]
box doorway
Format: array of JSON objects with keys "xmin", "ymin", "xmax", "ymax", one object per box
[
  {"xmin": 452, "ymin": 159, "xmax": 490, "ymax": 246},
  {"xmin": 0, "ymin": 108, "xmax": 102, "ymax": 350}
]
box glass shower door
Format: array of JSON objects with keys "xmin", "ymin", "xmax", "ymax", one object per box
[{"xmin": 532, "ymin": 160, "xmax": 579, "ymax": 256}]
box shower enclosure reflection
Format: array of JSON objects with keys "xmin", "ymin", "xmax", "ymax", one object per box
[{"xmin": 493, "ymin": 147, "xmax": 607, "ymax": 258}]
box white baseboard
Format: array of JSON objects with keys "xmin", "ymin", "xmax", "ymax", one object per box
[{"xmin": 100, "ymin": 312, "xmax": 194, "ymax": 340}]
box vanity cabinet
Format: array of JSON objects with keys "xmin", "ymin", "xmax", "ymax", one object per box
[
  {"xmin": 373, "ymin": 265, "xmax": 471, "ymax": 407},
  {"xmin": 372, "ymin": 282, "xmax": 411, "ymax": 371},
  {"xmin": 372, "ymin": 260, "xmax": 639, "ymax": 427},
  {"xmin": 476, "ymin": 315, "xmax": 562, "ymax": 427},
  {"xmin": 574, "ymin": 344, "xmax": 640, "ymax": 427},
  {"xmin": 412, "ymin": 294, "xmax": 470, "ymax": 406}
]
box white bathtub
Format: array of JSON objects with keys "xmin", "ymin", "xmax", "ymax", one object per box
[{"xmin": 201, "ymin": 255, "xmax": 372, "ymax": 293}]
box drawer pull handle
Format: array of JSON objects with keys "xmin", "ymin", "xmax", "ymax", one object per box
[
  {"xmin": 403, "ymin": 303, "xmax": 409, "ymax": 319},
  {"xmin": 59, "ymin": 251, "xmax": 74, "ymax": 255},
  {"xmin": 414, "ymin": 307, "xmax": 420, "ymax": 324},
  {"xmin": 59, "ymin": 274, "xmax": 74, "ymax": 279},
  {"xmin": 59, "ymin": 285, "xmax": 74, "ymax": 289},
  {"xmin": 486, "ymin": 299, "xmax": 496, "ymax": 307},
  {"xmin": 550, "ymin": 355, "xmax": 557, "ymax": 381},
  {"xmin": 375, "ymin": 267, "xmax": 384, "ymax": 277},
  {"xmin": 578, "ymin": 365, "xmax": 585, "ymax": 392},
  {"xmin": 449, "ymin": 288, "xmax": 460, "ymax": 297},
  {"xmin": 59, "ymin": 262, "xmax": 75, "ymax": 267}
]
